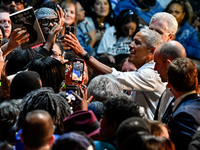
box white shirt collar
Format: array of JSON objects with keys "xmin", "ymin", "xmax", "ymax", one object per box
[{"xmin": 172, "ymin": 90, "xmax": 196, "ymax": 112}]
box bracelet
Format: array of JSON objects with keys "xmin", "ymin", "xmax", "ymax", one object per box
[{"xmin": 83, "ymin": 53, "xmax": 91, "ymax": 61}]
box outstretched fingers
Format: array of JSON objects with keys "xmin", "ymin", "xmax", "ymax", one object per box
[{"xmin": 56, "ymin": 4, "xmax": 66, "ymax": 28}]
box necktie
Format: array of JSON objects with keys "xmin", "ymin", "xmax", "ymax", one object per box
[{"xmin": 161, "ymin": 98, "xmax": 175, "ymax": 125}]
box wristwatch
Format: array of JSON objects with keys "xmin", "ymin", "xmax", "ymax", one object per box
[{"xmin": 83, "ymin": 53, "xmax": 91, "ymax": 61}]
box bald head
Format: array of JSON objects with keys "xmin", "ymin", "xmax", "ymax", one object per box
[
  {"xmin": 22, "ymin": 110, "xmax": 54, "ymax": 149},
  {"xmin": 156, "ymin": 41, "xmax": 186, "ymax": 62},
  {"xmin": 154, "ymin": 41, "xmax": 186, "ymax": 82}
]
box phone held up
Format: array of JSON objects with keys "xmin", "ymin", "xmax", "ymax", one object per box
[
  {"xmin": 65, "ymin": 58, "xmax": 85, "ymax": 108},
  {"xmin": 71, "ymin": 58, "xmax": 85, "ymax": 84},
  {"xmin": 65, "ymin": 26, "xmax": 75, "ymax": 34},
  {"xmin": 66, "ymin": 85, "xmax": 80, "ymax": 107}
]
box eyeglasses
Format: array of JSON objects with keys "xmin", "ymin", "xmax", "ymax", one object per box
[
  {"xmin": 3, "ymin": 0, "xmax": 24, "ymax": 5},
  {"xmin": 38, "ymin": 18, "xmax": 58, "ymax": 27}
]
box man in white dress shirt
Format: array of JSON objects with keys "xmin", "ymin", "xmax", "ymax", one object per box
[{"xmin": 64, "ymin": 29, "xmax": 166, "ymax": 120}]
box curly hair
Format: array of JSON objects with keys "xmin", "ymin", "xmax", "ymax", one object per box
[
  {"xmin": 0, "ymin": 74, "xmax": 10, "ymax": 102},
  {"xmin": 104, "ymin": 93, "xmax": 141, "ymax": 129},
  {"xmin": 87, "ymin": 74, "xmax": 123, "ymax": 103},
  {"xmin": 0, "ymin": 99, "xmax": 21, "ymax": 141},
  {"xmin": 17, "ymin": 87, "xmax": 71, "ymax": 134}
]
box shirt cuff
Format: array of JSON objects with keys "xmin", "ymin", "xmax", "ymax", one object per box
[{"xmin": 111, "ymin": 67, "xmax": 118, "ymax": 77}]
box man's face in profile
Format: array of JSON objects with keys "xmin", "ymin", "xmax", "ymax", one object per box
[{"xmin": 149, "ymin": 19, "xmax": 171, "ymax": 42}]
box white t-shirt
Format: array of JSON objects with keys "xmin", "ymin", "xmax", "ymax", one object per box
[{"xmin": 97, "ymin": 26, "xmax": 132, "ymax": 56}]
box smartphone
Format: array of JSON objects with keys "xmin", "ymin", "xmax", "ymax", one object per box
[
  {"xmin": 66, "ymin": 85, "xmax": 79, "ymax": 106},
  {"xmin": 65, "ymin": 26, "xmax": 75, "ymax": 34},
  {"xmin": 71, "ymin": 58, "xmax": 85, "ymax": 83}
]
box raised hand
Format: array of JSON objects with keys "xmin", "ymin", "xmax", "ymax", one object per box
[
  {"xmin": 2, "ymin": 28, "xmax": 30, "ymax": 57},
  {"xmin": 43, "ymin": 23, "xmax": 63, "ymax": 51},
  {"xmin": 9, "ymin": 28, "xmax": 30, "ymax": 49},
  {"xmin": 56, "ymin": 4, "xmax": 66, "ymax": 29},
  {"xmin": 71, "ymin": 85, "xmax": 93, "ymax": 111},
  {"xmin": 63, "ymin": 32, "xmax": 87, "ymax": 57}
]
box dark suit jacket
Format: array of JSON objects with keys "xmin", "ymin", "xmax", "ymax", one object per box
[
  {"xmin": 168, "ymin": 93, "xmax": 200, "ymax": 150},
  {"xmin": 154, "ymin": 90, "xmax": 164, "ymax": 120},
  {"xmin": 188, "ymin": 128, "xmax": 200, "ymax": 150}
]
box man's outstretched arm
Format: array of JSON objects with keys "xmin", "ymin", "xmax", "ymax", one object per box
[{"xmin": 64, "ymin": 32, "xmax": 112, "ymax": 75}]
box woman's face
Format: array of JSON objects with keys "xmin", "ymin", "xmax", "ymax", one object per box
[
  {"xmin": 167, "ymin": 3, "xmax": 185, "ymax": 24},
  {"xmin": 76, "ymin": 2, "xmax": 85, "ymax": 22},
  {"xmin": 121, "ymin": 61, "xmax": 137, "ymax": 72},
  {"xmin": 121, "ymin": 22, "xmax": 137, "ymax": 36},
  {"xmin": 65, "ymin": 3, "xmax": 76, "ymax": 26},
  {"xmin": 93, "ymin": 0, "xmax": 110, "ymax": 18}
]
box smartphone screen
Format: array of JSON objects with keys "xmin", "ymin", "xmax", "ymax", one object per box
[
  {"xmin": 71, "ymin": 59, "xmax": 84, "ymax": 83},
  {"xmin": 66, "ymin": 85, "xmax": 79, "ymax": 106}
]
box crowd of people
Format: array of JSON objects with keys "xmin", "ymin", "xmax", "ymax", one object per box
[{"xmin": 0, "ymin": 0, "xmax": 200, "ymax": 150}]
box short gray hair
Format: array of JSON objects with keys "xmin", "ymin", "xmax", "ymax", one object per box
[
  {"xmin": 150, "ymin": 12, "xmax": 178, "ymax": 34},
  {"xmin": 140, "ymin": 29, "xmax": 163, "ymax": 49},
  {"xmin": 87, "ymin": 74, "xmax": 123, "ymax": 103}
]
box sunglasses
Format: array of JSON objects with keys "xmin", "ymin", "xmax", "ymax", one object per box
[
  {"xmin": 38, "ymin": 18, "xmax": 58, "ymax": 27},
  {"xmin": 3, "ymin": 0, "xmax": 24, "ymax": 5},
  {"xmin": 123, "ymin": 10, "xmax": 135, "ymax": 18}
]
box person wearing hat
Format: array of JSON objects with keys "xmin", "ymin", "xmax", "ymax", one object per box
[
  {"xmin": 63, "ymin": 110, "xmax": 101, "ymax": 138},
  {"xmin": 30, "ymin": 2, "xmax": 68, "ymax": 64},
  {"xmin": 52, "ymin": 132, "xmax": 94, "ymax": 150}
]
